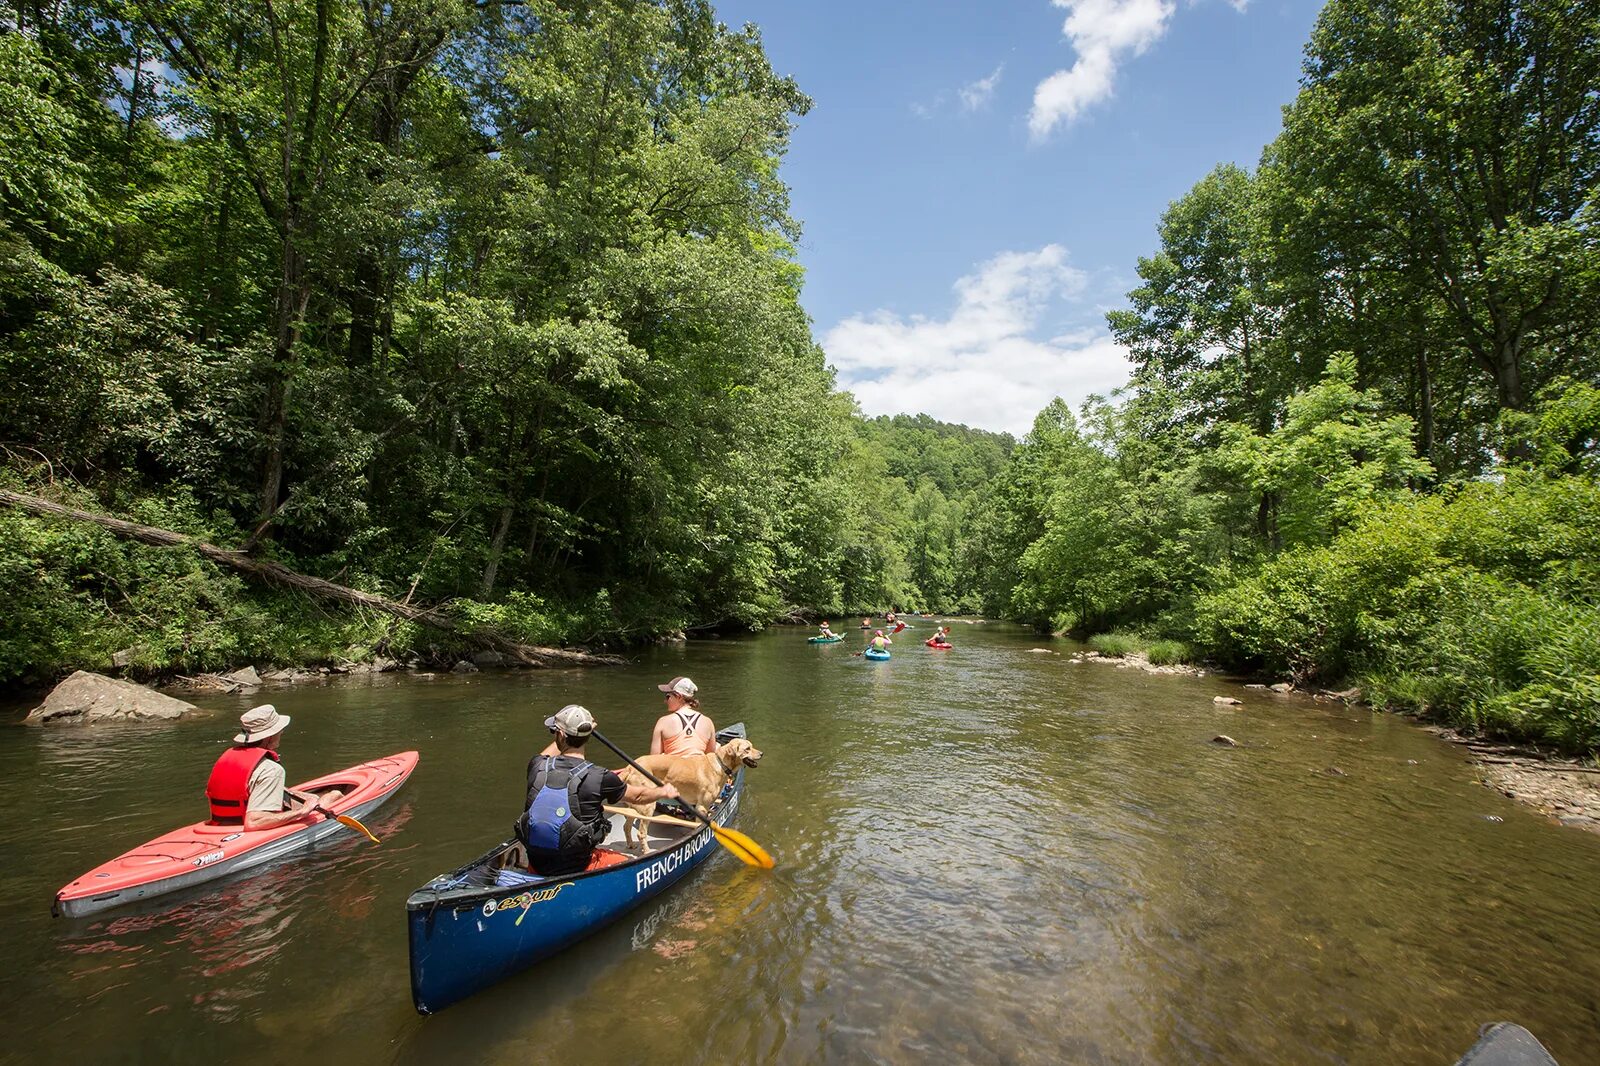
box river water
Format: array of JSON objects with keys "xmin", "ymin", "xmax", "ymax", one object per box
[{"xmin": 2, "ymin": 623, "xmax": 1598, "ymax": 1065}]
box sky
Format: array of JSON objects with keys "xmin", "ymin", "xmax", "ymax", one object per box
[{"xmin": 712, "ymin": 0, "xmax": 1327, "ymax": 436}]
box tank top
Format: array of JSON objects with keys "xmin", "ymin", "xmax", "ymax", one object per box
[{"xmin": 659, "ymin": 710, "xmax": 708, "ymax": 756}]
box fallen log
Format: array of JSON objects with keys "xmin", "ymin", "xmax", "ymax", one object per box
[{"xmin": 0, "ymin": 489, "xmax": 625, "ymax": 668}]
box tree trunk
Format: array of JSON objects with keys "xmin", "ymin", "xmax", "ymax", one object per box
[
  {"xmin": 0, "ymin": 490, "xmax": 624, "ymax": 667},
  {"xmin": 480, "ymin": 502, "xmax": 515, "ymax": 598},
  {"xmin": 258, "ymin": 221, "xmax": 309, "ymax": 530},
  {"xmin": 1415, "ymin": 342, "xmax": 1435, "ymax": 463}
]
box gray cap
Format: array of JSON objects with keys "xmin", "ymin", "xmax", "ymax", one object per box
[{"xmin": 544, "ymin": 704, "xmax": 595, "ymax": 737}]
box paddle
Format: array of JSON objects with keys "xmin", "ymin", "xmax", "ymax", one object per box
[
  {"xmin": 590, "ymin": 729, "xmax": 774, "ymax": 869},
  {"xmin": 317, "ymin": 806, "xmax": 382, "ymax": 844},
  {"xmin": 289, "ymin": 788, "xmax": 381, "ymax": 844}
]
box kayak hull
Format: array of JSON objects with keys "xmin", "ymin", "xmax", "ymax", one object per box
[
  {"xmin": 406, "ymin": 725, "xmax": 750, "ymax": 1014},
  {"xmin": 54, "ymin": 751, "xmax": 418, "ymax": 919},
  {"xmin": 808, "ymin": 635, "xmax": 844, "ymax": 644},
  {"xmin": 864, "ymin": 649, "xmax": 891, "ymax": 661},
  {"xmin": 925, "ymin": 641, "xmax": 952, "ymax": 649}
]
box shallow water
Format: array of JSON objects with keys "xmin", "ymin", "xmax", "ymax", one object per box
[{"xmin": 2, "ymin": 623, "xmax": 1598, "ymax": 1064}]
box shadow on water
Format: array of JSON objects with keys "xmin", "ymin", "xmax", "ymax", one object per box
[{"xmin": 2, "ymin": 624, "xmax": 1599, "ymax": 1064}]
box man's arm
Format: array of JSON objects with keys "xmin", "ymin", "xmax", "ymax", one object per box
[
  {"xmin": 623, "ymin": 781, "xmax": 679, "ymax": 805},
  {"xmin": 243, "ymin": 795, "xmax": 316, "ymax": 831}
]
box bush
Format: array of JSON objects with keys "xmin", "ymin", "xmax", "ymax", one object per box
[
  {"xmin": 1088, "ymin": 632, "xmax": 1142, "ymax": 657},
  {"xmin": 1145, "ymin": 639, "xmax": 1193, "ymax": 665}
]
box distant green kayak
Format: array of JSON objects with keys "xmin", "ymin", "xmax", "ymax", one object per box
[{"xmin": 808, "ymin": 635, "xmax": 844, "ymax": 644}]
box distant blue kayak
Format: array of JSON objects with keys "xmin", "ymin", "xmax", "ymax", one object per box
[
  {"xmin": 808, "ymin": 635, "xmax": 844, "ymax": 644},
  {"xmin": 864, "ymin": 648, "xmax": 890, "ymax": 661}
]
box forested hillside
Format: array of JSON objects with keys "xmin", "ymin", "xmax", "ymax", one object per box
[
  {"xmin": 0, "ymin": 1, "xmax": 1003, "ymax": 682},
  {"xmin": 969, "ymin": 0, "xmax": 1600, "ymax": 751}
]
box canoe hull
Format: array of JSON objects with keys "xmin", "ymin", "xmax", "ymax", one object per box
[
  {"xmin": 54, "ymin": 751, "xmax": 418, "ymax": 919},
  {"xmin": 406, "ymin": 725, "xmax": 749, "ymax": 1014}
]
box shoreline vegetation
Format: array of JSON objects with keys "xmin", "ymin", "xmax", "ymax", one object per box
[{"xmin": 2, "ymin": 0, "xmax": 1597, "ymax": 781}]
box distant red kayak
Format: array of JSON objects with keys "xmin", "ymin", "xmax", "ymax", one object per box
[
  {"xmin": 54, "ymin": 750, "xmax": 418, "ymax": 918},
  {"xmin": 924, "ymin": 639, "xmax": 952, "ymax": 649}
]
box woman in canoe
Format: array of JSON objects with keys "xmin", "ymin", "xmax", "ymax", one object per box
[{"xmin": 205, "ymin": 705, "xmax": 344, "ymax": 830}]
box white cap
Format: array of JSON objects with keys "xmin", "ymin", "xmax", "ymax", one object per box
[
  {"xmin": 544, "ymin": 704, "xmax": 596, "ymax": 737},
  {"xmin": 656, "ymin": 676, "xmax": 698, "ymax": 699}
]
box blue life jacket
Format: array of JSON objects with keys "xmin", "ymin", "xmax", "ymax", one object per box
[{"xmin": 521, "ymin": 756, "xmax": 598, "ymax": 854}]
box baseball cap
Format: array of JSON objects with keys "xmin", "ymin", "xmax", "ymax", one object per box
[
  {"xmin": 544, "ymin": 704, "xmax": 596, "ymax": 736},
  {"xmin": 656, "ymin": 676, "xmax": 698, "ymax": 699}
]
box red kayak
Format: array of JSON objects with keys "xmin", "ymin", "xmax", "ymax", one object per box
[
  {"xmin": 925, "ymin": 639, "xmax": 952, "ymax": 649},
  {"xmin": 54, "ymin": 751, "xmax": 418, "ymax": 918}
]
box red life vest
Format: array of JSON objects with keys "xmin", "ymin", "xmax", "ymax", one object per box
[{"xmin": 205, "ymin": 746, "xmax": 279, "ymax": 824}]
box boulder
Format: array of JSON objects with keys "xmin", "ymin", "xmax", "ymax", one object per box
[
  {"xmin": 1213, "ymin": 696, "xmax": 1243, "ymax": 706},
  {"xmin": 451, "ymin": 660, "xmax": 480, "ymax": 674},
  {"xmin": 222, "ymin": 665, "xmax": 262, "ymax": 689},
  {"xmin": 471, "ymin": 650, "xmax": 507, "ymax": 668},
  {"xmin": 1269, "ymin": 682, "xmax": 1295, "ymax": 694},
  {"xmin": 372, "ymin": 657, "xmax": 400, "ymax": 673},
  {"xmin": 27, "ymin": 671, "xmax": 199, "ymax": 725},
  {"xmin": 1211, "ymin": 735, "xmax": 1239, "ymax": 747},
  {"xmin": 111, "ymin": 646, "xmax": 141, "ymax": 669},
  {"xmin": 262, "ymin": 668, "xmax": 301, "ymax": 683}
]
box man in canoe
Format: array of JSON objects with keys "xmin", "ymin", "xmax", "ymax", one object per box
[
  {"xmin": 205, "ymin": 705, "xmax": 344, "ymax": 830},
  {"xmin": 649, "ymin": 676, "xmax": 717, "ymax": 757},
  {"xmin": 519, "ymin": 704, "xmax": 678, "ymax": 875}
]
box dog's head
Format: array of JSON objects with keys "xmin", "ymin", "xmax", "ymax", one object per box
[{"xmin": 718, "ymin": 737, "xmax": 763, "ymax": 771}]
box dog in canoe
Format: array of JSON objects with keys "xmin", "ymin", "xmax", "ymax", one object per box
[{"xmin": 617, "ymin": 737, "xmax": 763, "ymax": 852}]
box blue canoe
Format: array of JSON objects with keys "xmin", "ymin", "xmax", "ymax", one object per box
[
  {"xmin": 864, "ymin": 648, "xmax": 891, "ymax": 661},
  {"xmin": 406, "ymin": 724, "xmax": 751, "ymax": 1014}
]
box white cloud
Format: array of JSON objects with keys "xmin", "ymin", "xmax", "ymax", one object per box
[
  {"xmin": 1028, "ymin": 0, "xmax": 1175, "ymax": 139},
  {"xmin": 822, "ymin": 246, "xmax": 1132, "ymax": 435},
  {"xmin": 958, "ymin": 64, "xmax": 1005, "ymax": 112}
]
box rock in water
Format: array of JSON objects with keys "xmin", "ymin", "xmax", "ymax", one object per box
[
  {"xmin": 26, "ymin": 671, "xmax": 199, "ymax": 725},
  {"xmin": 471, "ymin": 650, "xmax": 506, "ymax": 668},
  {"xmin": 222, "ymin": 665, "xmax": 262, "ymax": 689},
  {"xmin": 451, "ymin": 660, "xmax": 480, "ymax": 674},
  {"xmin": 1211, "ymin": 735, "xmax": 1240, "ymax": 747},
  {"xmin": 1269, "ymin": 682, "xmax": 1295, "ymax": 693},
  {"xmin": 1213, "ymin": 696, "xmax": 1243, "ymax": 706}
]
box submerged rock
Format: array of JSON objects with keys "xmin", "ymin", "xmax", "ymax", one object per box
[
  {"xmin": 27, "ymin": 671, "xmax": 199, "ymax": 725},
  {"xmin": 1211, "ymin": 735, "xmax": 1240, "ymax": 747},
  {"xmin": 1213, "ymin": 696, "xmax": 1243, "ymax": 706},
  {"xmin": 1269, "ymin": 682, "xmax": 1295, "ymax": 694}
]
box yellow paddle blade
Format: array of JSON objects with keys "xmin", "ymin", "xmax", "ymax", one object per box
[
  {"xmin": 332, "ymin": 813, "xmax": 381, "ymax": 845},
  {"xmin": 712, "ymin": 824, "xmax": 774, "ymax": 869}
]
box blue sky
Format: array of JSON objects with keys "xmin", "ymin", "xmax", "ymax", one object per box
[{"xmin": 714, "ymin": 0, "xmax": 1326, "ymax": 435}]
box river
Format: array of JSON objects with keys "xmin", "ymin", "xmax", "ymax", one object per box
[{"xmin": 2, "ymin": 622, "xmax": 1598, "ymax": 1064}]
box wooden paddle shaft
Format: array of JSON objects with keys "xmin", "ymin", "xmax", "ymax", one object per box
[{"xmin": 602, "ymin": 805, "xmax": 701, "ymax": 828}]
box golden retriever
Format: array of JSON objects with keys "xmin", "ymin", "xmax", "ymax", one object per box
[{"xmin": 617, "ymin": 737, "xmax": 763, "ymax": 852}]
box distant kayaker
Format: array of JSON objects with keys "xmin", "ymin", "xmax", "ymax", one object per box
[
  {"xmin": 861, "ymin": 617, "xmax": 872, "ymax": 628},
  {"xmin": 521, "ymin": 704, "xmax": 677, "ymax": 876},
  {"xmin": 869, "ymin": 629, "xmax": 893, "ymax": 651},
  {"xmin": 205, "ymin": 705, "xmax": 344, "ymax": 831},
  {"xmin": 928, "ymin": 626, "xmax": 953, "ymax": 648},
  {"xmin": 817, "ymin": 621, "xmax": 836, "ymax": 639},
  {"xmin": 650, "ymin": 676, "xmax": 717, "ymax": 757}
]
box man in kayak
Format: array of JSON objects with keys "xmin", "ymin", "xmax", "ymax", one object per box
[
  {"xmin": 205, "ymin": 705, "xmax": 343, "ymax": 830},
  {"xmin": 927, "ymin": 626, "xmax": 953, "ymax": 648},
  {"xmin": 520, "ymin": 704, "xmax": 678, "ymax": 875},
  {"xmin": 649, "ymin": 676, "xmax": 717, "ymax": 757}
]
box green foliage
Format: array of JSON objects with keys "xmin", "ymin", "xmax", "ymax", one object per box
[
  {"xmin": 1087, "ymin": 632, "xmax": 1142, "ymax": 658},
  {"xmin": 1144, "ymin": 640, "xmax": 1193, "ymax": 666}
]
